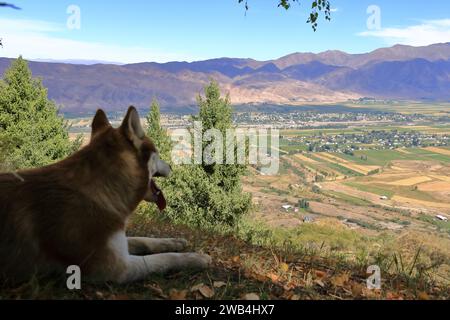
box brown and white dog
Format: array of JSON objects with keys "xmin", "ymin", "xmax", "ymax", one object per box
[{"xmin": 0, "ymin": 106, "xmax": 211, "ymax": 284}]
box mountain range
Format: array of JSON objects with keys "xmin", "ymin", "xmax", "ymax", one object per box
[{"xmin": 1, "ymin": 43, "xmax": 450, "ymax": 114}]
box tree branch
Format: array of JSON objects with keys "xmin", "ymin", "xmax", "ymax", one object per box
[
  {"xmin": 238, "ymin": 0, "xmax": 331, "ymax": 31},
  {"xmin": 0, "ymin": 2, "xmax": 21, "ymax": 10}
]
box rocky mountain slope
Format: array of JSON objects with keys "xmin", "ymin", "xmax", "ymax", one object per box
[{"xmin": 1, "ymin": 43, "xmax": 449, "ymax": 113}]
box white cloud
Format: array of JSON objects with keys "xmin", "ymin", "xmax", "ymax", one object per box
[
  {"xmin": 1, "ymin": 18, "xmax": 63, "ymax": 32},
  {"xmin": 0, "ymin": 18, "xmax": 197, "ymax": 63},
  {"xmin": 358, "ymin": 19, "xmax": 450, "ymax": 46},
  {"xmin": 330, "ymin": 8, "xmax": 339, "ymax": 13}
]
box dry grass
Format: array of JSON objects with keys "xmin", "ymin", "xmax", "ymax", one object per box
[
  {"xmin": 424, "ymin": 147, "xmax": 450, "ymax": 157},
  {"xmin": 419, "ymin": 181, "xmax": 450, "ymax": 192},
  {"xmin": 289, "ymin": 155, "xmax": 345, "ymax": 179},
  {"xmin": 392, "ymin": 195, "xmax": 450, "ymax": 209},
  {"xmin": 314, "ymin": 153, "xmax": 380, "ymax": 175},
  {"xmin": 295, "ymin": 154, "xmax": 318, "ymax": 164},
  {"xmin": 428, "ymin": 175, "xmax": 450, "ymax": 183},
  {"xmin": 396, "ymin": 149, "xmax": 412, "ymax": 155},
  {"xmin": 386, "ymin": 176, "xmax": 432, "ymax": 186},
  {"xmin": 391, "ymin": 165, "xmax": 410, "ymax": 171}
]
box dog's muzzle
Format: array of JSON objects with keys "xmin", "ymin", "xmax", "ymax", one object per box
[
  {"xmin": 144, "ymin": 159, "xmax": 171, "ymax": 211},
  {"xmin": 154, "ymin": 159, "xmax": 171, "ymax": 178}
]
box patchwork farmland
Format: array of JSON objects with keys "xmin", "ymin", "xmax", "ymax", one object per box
[
  {"xmin": 288, "ymin": 147, "xmax": 450, "ymax": 214},
  {"xmin": 245, "ymin": 127, "xmax": 450, "ymax": 284}
]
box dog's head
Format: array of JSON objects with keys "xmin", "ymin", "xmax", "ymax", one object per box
[{"xmin": 90, "ymin": 106, "xmax": 171, "ymax": 211}]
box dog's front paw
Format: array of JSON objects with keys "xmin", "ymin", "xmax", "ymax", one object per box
[
  {"xmin": 170, "ymin": 238, "xmax": 189, "ymax": 252},
  {"xmin": 184, "ymin": 253, "xmax": 212, "ymax": 270}
]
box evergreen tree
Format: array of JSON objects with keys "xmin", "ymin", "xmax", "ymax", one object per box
[
  {"xmin": 145, "ymin": 98, "xmax": 172, "ymax": 161},
  {"xmin": 146, "ymin": 82, "xmax": 251, "ymax": 228},
  {"xmin": 0, "ymin": 56, "xmax": 80, "ymax": 170},
  {"xmin": 0, "ymin": 134, "xmax": 13, "ymax": 171},
  {"xmin": 193, "ymin": 80, "xmax": 247, "ymax": 192}
]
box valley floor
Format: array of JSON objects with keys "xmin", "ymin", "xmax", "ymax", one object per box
[{"xmin": 243, "ymin": 146, "xmax": 450, "ymax": 290}]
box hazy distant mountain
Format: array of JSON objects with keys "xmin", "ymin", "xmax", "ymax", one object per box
[
  {"xmin": 33, "ymin": 59, "xmax": 125, "ymax": 65},
  {"xmin": 272, "ymin": 43, "xmax": 450, "ymax": 68},
  {"xmin": 282, "ymin": 61, "xmax": 346, "ymax": 81},
  {"xmin": 325, "ymin": 58, "xmax": 450, "ymax": 100},
  {"xmin": 1, "ymin": 43, "xmax": 449, "ymax": 113}
]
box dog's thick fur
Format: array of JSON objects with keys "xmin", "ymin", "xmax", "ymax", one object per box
[{"xmin": 0, "ymin": 107, "xmax": 211, "ymax": 284}]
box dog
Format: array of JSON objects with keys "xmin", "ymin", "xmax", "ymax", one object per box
[{"xmin": 0, "ymin": 106, "xmax": 211, "ymax": 284}]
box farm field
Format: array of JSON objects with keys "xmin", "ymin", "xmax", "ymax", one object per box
[
  {"xmin": 292, "ymin": 147, "xmax": 450, "ymax": 213},
  {"xmin": 244, "ymin": 120, "xmax": 450, "ymax": 285},
  {"xmin": 280, "ymin": 124, "xmax": 450, "ymax": 140},
  {"xmin": 343, "ymin": 102, "xmax": 450, "ymax": 116},
  {"xmin": 313, "ymin": 152, "xmax": 380, "ymax": 175},
  {"xmin": 244, "ymin": 145, "xmax": 450, "ymax": 284}
]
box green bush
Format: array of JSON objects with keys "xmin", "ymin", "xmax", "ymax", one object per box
[
  {"xmin": 298, "ymin": 199, "xmax": 310, "ymax": 209},
  {"xmin": 161, "ymin": 165, "xmax": 251, "ymax": 228}
]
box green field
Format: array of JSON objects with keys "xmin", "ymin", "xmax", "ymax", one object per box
[
  {"xmin": 324, "ymin": 162, "xmax": 363, "ymax": 177},
  {"xmin": 335, "ymin": 148, "xmax": 450, "ymax": 166},
  {"xmin": 344, "ymin": 182, "xmax": 395, "ymax": 198},
  {"xmin": 405, "ymin": 148, "xmax": 450, "ymax": 163},
  {"xmin": 280, "ymin": 122, "xmax": 450, "ymax": 169},
  {"xmin": 323, "ymin": 190, "xmax": 373, "ymax": 207},
  {"xmin": 279, "ymin": 139, "xmax": 309, "ymax": 153},
  {"xmin": 344, "ymin": 178, "xmax": 443, "ymax": 203},
  {"xmin": 342, "ymin": 102, "xmax": 450, "ymax": 115},
  {"xmin": 281, "ymin": 124, "xmax": 450, "ymax": 138},
  {"xmin": 290, "ymin": 147, "xmax": 449, "ymax": 180},
  {"xmin": 337, "ymin": 150, "xmax": 408, "ymax": 166},
  {"xmin": 417, "ymin": 215, "xmax": 450, "ymax": 234}
]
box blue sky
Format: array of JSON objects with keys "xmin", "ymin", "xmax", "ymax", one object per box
[{"xmin": 1, "ymin": 0, "xmax": 449, "ymax": 63}]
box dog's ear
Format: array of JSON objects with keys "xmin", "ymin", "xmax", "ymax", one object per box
[
  {"xmin": 91, "ymin": 109, "xmax": 110, "ymax": 137},
  {"xmin": 121, "ymin": 106, "xmax": 145, "ymax": 149}
]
